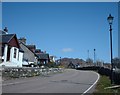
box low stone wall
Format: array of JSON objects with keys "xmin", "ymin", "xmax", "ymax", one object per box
[{"xmin": 1, "ymin": 67, "xmax": 64, "ymax": 80}]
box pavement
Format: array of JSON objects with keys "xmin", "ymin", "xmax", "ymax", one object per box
[{"xmin": 2, "ymin": 69, "xmax": 99, "ymax": 94}]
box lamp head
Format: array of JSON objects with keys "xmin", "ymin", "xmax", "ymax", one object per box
[{"xmin": 107, "ymin": 14, "xmax": 114, "ymax": 25}]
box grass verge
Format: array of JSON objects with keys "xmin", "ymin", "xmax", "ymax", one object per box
[{"xmin": 93, "ymin": 75, "xmax": 120, "ymax": 94}]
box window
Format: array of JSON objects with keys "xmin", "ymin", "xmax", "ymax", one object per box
[
  {"xmin": 18, "ymin": 51, "xmax": 19, "ymax": 61},
  {"xmin": 1, "ymin": 45, "xmax": 4, "ymax": 56},
  {"xmin": 14, "ymin": 48, "xmax": 17, "ymax": 58}
]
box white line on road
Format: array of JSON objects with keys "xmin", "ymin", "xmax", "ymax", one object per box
[{"xmin": 82, "ymin": 71, "xmax": 100, "ymax": 95}]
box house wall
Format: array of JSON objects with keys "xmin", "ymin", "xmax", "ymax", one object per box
[
  {"xmin": 20, "ymin": 43, "xmax": 37, "ymax": 63},
  {"xmin": 3, "ymin": 44, "xmax": 8, "ymax": 62},
  {"xmin": 10, "ymin": 47, "xmax": 18, "ymax": 63},
  {"xmin": 1, "ymin": 45, "xmax": 23, "ymax": 67},
  {"xmin": 10, "ymin": 47, "xmax": 23, "ymax": 67},
  {"xmin": 18, "ymin": 52, "xmax": 23, "ymax": 67},
  {"xmin": 8, "ymin": 35, "xmax": 19, "ymax": 48}
]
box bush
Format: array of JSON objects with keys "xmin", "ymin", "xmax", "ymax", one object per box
[
  {"xmin": 113, "ymin": 69, "xmax": 120, "ymax": 84},
  {"xmin": 98, "ymin": 67, "xmax": 111, "ymax": 76}
]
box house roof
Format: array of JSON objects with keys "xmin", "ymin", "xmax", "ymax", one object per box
[
  {"xmin": 19, "ymin": 48, "xmax": 24, "ymax": 53},
  {"xmin": 26, "ymin": 45, "xmax": 36, "ymax": 53},
  {"xmin": 0, "ymin": 34, "xmax": 20, "ymax": 48},
  {"xmin": 19, "ymin": 42, "xmax": 37, "ymax": 57},
  {"xmin": 0, "ymin": 34, "xmax": 15, "ymax": 43},
  {"xmin": 35, "ymin": 49, "xmax": 41, "ymax": 53},
  {"xmin": 37, "ymin": 53, "xmax": 49, "ymax": 60},
  {"xmin": 26, "ymin": 45, "xmax": 36, "ymax": 49},
  {"xmin": 0, "ymin": 30, "xmax": 6, "ymax": 35}
]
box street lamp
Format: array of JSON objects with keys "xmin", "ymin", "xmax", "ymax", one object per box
[
  {"xmin": 107, "ymin": 14, "xmax": 114, "ymax": 84},
  {"xmin": 94, "ymin": 49, "xmax": 96, "ymax": 66}
]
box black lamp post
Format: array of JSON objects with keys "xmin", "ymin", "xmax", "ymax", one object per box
[
  {"xmin": 107, "ymin": 14, "xmax": 114, "ymax": 84},
  {"xmin": 94, "ymin": 49, "xmax": 96, "ymax": 66}
]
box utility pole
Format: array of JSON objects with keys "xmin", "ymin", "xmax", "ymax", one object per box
[
  {"xmin": 94, "ymin": 49, "xmax": 96, "ymax": 66},
  {"xmin": 88, "ymin": 50, "xmax": 89, "ymax": 59}
]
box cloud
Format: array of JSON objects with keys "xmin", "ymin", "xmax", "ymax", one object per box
[{"xmin": 62, "ymin": 48, "xmax": 74, "ymax": 52}]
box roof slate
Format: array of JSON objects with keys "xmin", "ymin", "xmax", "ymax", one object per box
[
  {"xmin": 26, "ymin": 45, "xmax": 36, "ymax": 49},
  {"xmin": 37, "ymin": 53, "xmax": 49, "ymax": 60},
  {"xmin": 35, "ymin": 49, "xmax": 41, "ymax": 53},
  {"xmin": 0, "ymin": 34, "xmax": 15, "ymax": 43},
  {"xmin": 19, "ymin": 42, "xmax": 38, "ymax": 57},
  {"xmin": 0, "ymin": 30, "xmax": 5, "ymax": 35}
]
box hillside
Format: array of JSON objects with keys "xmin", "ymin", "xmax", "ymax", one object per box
[{"xmin": 57, "ymin": 58, "xmax": 86, "ymax": 68}]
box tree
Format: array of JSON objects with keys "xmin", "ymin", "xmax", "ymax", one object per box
[
  {"xmin": 113, "ymin": 57, "xmax": 120, "ymax": 69},
  {"xmin": 86, "ymin": 58, "xmax": 93, "ymax": 66}
]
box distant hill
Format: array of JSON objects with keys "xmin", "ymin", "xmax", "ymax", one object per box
[
  {"xmin": 56, "ymin": 57, "xmax": 111, "ymax": 68},
  {"xmin": 56, "ymin": 58, "xmax": 86, "ymax": 68}
]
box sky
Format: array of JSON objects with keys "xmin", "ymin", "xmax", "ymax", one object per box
[
  {"xmin": 118, "ymin": 1, "xmax": 120, "ymax": 59},
  {"xmin": 2, "ymin": 0, "xmax": 120, "ymax": 2},
  {"xmin": 0, "ymin": 2, "xmax": 2, "ymax": 28},
  {"xmin": 2, "ymin": 2, "xmax": 118, "ymax": 63}
]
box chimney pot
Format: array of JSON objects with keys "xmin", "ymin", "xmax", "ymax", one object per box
[
  {"xmin": 4, "ymin": 27, "xmax": 8, "ymax": 32},
  {"xmin": 19, "ymin": 37, "xmax": 26, "ymax": 44}
]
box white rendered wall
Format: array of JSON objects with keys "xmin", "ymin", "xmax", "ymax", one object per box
[
  {"xmin": 10, "ymin": 47, "xmax": 19, "ymax": 64},
  {"xmin": 18, "ymin": 52, "xmax": 23, "ymax": 67},
  {"xmin": 0, "ymin": 46, "xmax": 24, "ymax": 67},
  {"xmin": 3, "ymin": 44, "xmax": 8, "ymax": 62}
]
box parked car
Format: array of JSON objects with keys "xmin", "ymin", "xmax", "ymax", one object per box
[
  {"xmin": 22, "ymin": 59, "xmax": 36, "ymax": 67},
  {"xmin": 28, "ymin": 62, "xmax": 36, "ymax": 67},
  {"xmin": 22, "ymin": 61, "xmax": 29, "ymax": 66}
]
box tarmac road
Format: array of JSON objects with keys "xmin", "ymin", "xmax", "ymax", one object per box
[{"xmin": 2, "ymin": 69, "xmax": 99, "ymax": 94}]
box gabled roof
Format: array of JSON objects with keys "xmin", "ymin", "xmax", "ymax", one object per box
[
  {"xmin": 35, "ymin": 49, "xmax": 41, "ymax": 53},
  {"xmin": 0, "ymin": 34, "xmax": 16, "ymax": 43},
  {"xmin": 26, "ymin": 45, "xmax": 36, "ymax": 49},
  {"xmin": 0, "ymin": 30, "xmax": 7, "ymax": 35},
  {"xmin": 19, "ymin": 42, "xmax": 37, "ymax": 57},
  {"xmin": 37, "ymin": 53, "xmax": 49, "ymax": 60},
  {"xmin": 26, "ymin": 45, "xmax": 36, "ymax": 53},
  {"xmin": 0, "ymin": 34, "xmax": 20, "ymax": 48}
]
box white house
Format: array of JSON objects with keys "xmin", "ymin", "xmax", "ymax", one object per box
[{"xmin": 0, "ymin": 30, "xmax": 24, "ymax": 67}]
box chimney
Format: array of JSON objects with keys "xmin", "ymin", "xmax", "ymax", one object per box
[
  {"xmin": 44, "ymin": 51, "xmax": 46, "ymax": 54},
  {"xmin": 18, "ymin": 37, "xmax": 26, "ymax": 44},
  {"xmin": 4, "ymin": 27, "xmax": 8, "ymax": 34}
]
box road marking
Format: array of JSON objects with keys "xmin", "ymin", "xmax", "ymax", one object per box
[{"xmin": 82, "ymin": 71, "xmax": 100, "ymax": 95}]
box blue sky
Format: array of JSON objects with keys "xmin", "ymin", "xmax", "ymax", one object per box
[
  {"xmin": 2, "ymin": 2, "xmax": 118, "ymax": 63},
  {"xmin": 0, "ymin": 2, "xmax": 2, "ymax": 28}
]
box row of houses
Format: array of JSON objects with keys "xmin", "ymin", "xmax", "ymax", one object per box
[{"xmin": 0, "ymin": 27, "xmax": 55, "ymax": 67}]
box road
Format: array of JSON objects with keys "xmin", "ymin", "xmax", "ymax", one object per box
[{"xmin": 2, "ymin": 69, "xmax": 99, "ymax": 94}]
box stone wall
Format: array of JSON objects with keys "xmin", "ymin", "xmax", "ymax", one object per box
[{"xmin": 1, "ymin": 67, "xmax": 64, "ymax": 80}]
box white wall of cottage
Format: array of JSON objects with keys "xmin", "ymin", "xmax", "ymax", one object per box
[
  {"xmin": 2, "ymin": 45, "xmax": 23, "ymax": 67},
  {"xmin": 10, "ymin": 47, "xmax": 19, "ymax": 63},
  {"xmin": 3, "ymin": 44, "xmax": 8, "ymax": 62},
  {"xmin": 18, "ymin": 52, "xmax": 23, "ymax": 67}
]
